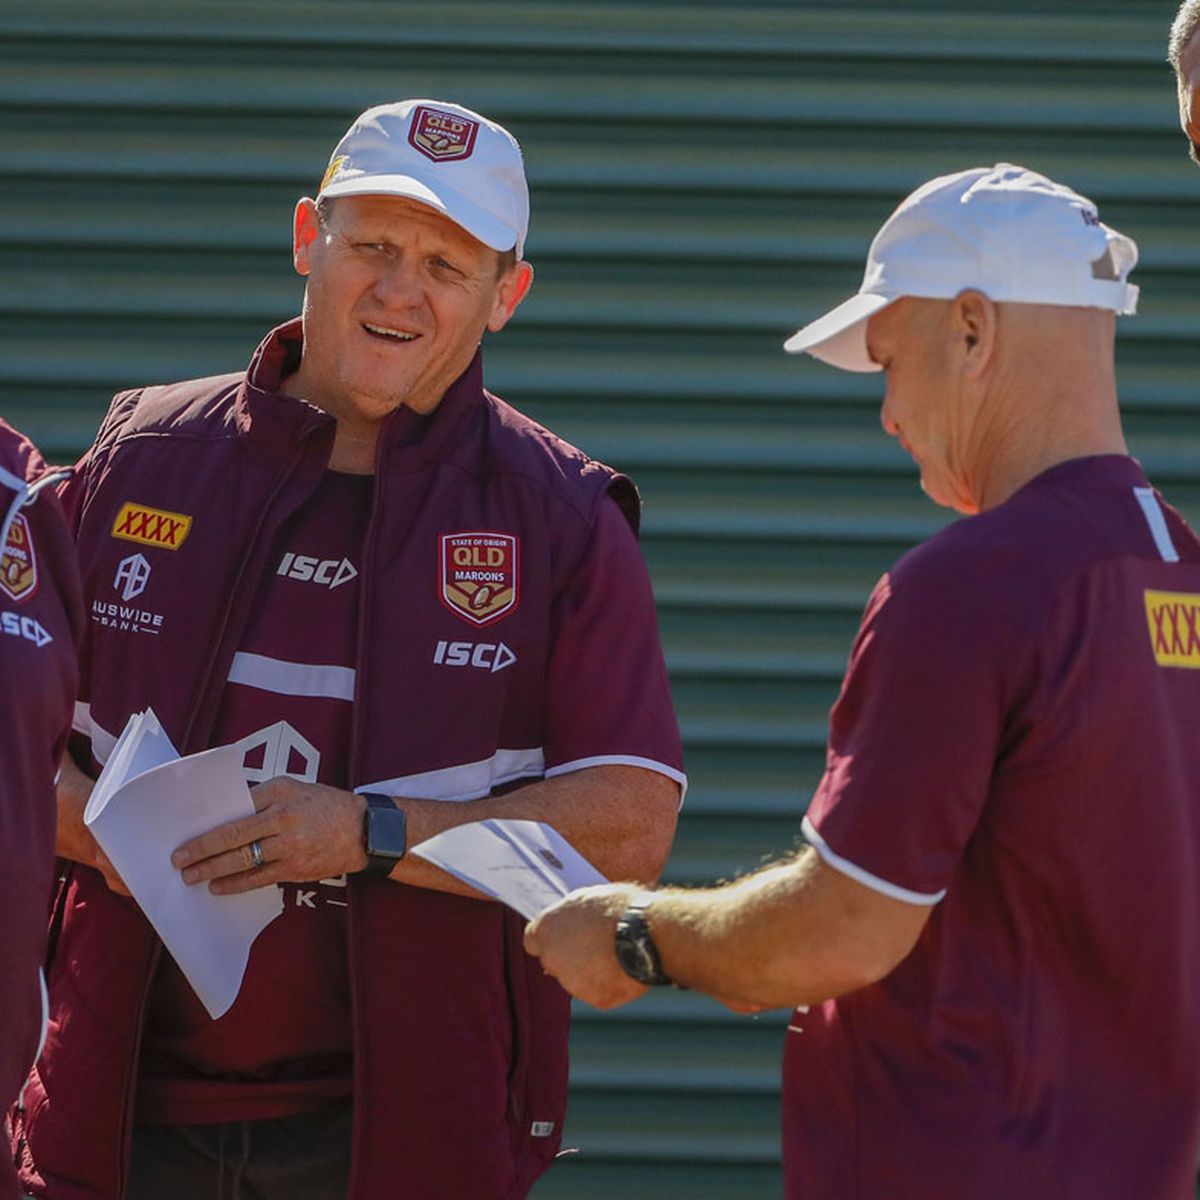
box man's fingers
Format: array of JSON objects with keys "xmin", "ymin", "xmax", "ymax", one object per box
[
  {"xmin": 173, "ymin": 815, "xmax": 272, "ymax": 870},
  {"xmin": 206, "ymin": 863, "xmax": 286, "ymax": 896},
  {"xmin": 180, "ymin": 834, "xmax": 280, "ymax": 885},
  {"xmin": 523, "ymin": 913, "xmax": 546, "ymax": 956}
]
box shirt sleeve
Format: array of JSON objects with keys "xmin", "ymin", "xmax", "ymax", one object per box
[
  {"xmin": 805, "ymin": 549, "xmax": 1026, "ymax": 904},
  {"xmin": 541, "ymin": 494, "xmax": 686, "ymax": 796}
]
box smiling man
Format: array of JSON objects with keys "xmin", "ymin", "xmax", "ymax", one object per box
[
  {"xmin": 525, "ymin": 165, "xmax": 1200, "ymax": 1199},
  {"xmin": 14, "ymin": 101, "xmax": 684, "ymax": 1200},
  {"xmin": 1169, "ymin": 1, "xmax": 1200, "ymax": 162}
]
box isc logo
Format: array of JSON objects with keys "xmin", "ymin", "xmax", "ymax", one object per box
[
  {"xmin": 1, "ymin": 610, "xmax": 52, "ymax": 647},
  {"xmin": 432, "ymin": 640, "xmax": 516, "ymax": 673},
  {"xmin": 277, "ymin": 552, "xmax": 358, "ymax": 590}
]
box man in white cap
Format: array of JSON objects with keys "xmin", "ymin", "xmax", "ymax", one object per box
[
  {"xmin": 526, "ymin": 164, "xmax": 1200, "ymax": 1199},
  {"xmin": 16, "ymin": 101, "xmax": 684, "ymax": 1199}
]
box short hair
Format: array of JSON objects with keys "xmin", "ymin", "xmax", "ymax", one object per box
[
  {"xmin": 314, "ymin": 195, "xmax": 518, "ymax": 277},
  {"xmin": 1168, "ymin": 0, "xmax": 1200, "ymax": 74}
]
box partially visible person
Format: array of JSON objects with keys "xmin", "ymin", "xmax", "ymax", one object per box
[
  {"xmin": 15, "ymin": 100, "xmax": 683, "ymax": 1200},
  {"xmin": 1169, "ymin": 0, "xmax": 1200, "ymax": 160},
  {"xmin": 527, "ymin": 165, "xmax": 1200, "ymax": 1200},
  {"xmin": 0, "ymin": 420, "xmax": 80, "ymax": 1200}
]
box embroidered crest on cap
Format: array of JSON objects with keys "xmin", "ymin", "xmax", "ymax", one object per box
[
  {"xmin": 111, "ymin": 502, "xmax": 192, "ymax": 550},
  {"xmin": 408, "ymin": 106, "xmax": 480, "ymax": 163},
  {"xmin": 0, "ymin": 513, "xmax": 38, "ymax": 603},
  {"xmin": 440, "ymin": 532, "xmax": 519, "ymax": 626},
  {"xmin": 320, "ymin": 155, "xmax": 348, "ymax": 192}
]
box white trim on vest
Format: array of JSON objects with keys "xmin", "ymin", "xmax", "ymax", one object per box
[
  {"xmin": 227, "ymin": 651, "xmax": 356, "ymax": 701},
  {"xmin": 358, "ymin": 748, "xmax": 547, "ymax": 803},
  {"xmin": 74, "ymin": 701, "xmax": 119, "ymax": 766}
]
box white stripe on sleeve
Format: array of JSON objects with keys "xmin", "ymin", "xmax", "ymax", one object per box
[{"xmin": 802, "ymin": 815, "xmax": 945, "ymax": 906}]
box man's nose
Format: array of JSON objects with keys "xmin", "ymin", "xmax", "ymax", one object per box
[{"xmin": 373, "ymin": 257, "xmax": 423, "ymax": 305}]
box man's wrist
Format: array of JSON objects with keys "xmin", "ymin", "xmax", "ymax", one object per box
[{"xmin": 614, "ymin": 890, "xmax": 677, "ymax": 987}]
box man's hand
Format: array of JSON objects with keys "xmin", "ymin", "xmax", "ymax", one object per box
[
  {"xmin": 524, "ymin": 882, "xmax": 650, "ymax": 1010},
  {"xmin": 172, "ymin": 777, "xmax": 367, "ymax": 894},
  {"xmin": 56, "ymin": 749, "xmax": 132, "ymax": 896}
]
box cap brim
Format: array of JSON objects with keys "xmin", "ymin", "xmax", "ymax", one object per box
[
  {"xmin": 783, "ymin": 293, "xmax": 895, "ymax": 372},
  {"xmin": 320, "ymin": 172, "xmax": 520, "ymax": 254}
]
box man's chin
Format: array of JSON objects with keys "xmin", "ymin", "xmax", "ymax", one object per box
[{"xmin": 918, "ymin": 474, "xmax": 977, "ymax": 516}]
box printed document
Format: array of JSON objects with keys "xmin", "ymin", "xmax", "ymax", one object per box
[
  {"xmin": 412, "ymin": 818, "xmax": 606, "ymax": 919},
  {"xmin": 83, "ymin": 709, "xmax": 283, "ymax": 1018}
]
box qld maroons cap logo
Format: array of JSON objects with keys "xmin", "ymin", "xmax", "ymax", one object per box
[
  {"xmin": 0, "ymin": 513, "xmax": 37, "ymax": 603},
  {"xmin": 408, "ymin": 106, "xmax": 480, "ymax": 163},
  {"xmin": 440, "ymin": 532, "xmax": 519, "ymax": 627}
]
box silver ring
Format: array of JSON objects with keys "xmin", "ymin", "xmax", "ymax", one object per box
[{"xmin": 249, "ymin": 839, "xmax": 265, "ymax": 870}]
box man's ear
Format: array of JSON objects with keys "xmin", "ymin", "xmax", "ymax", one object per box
[
  {"xmin": 488, "ymin": 261, "xmax": 535, "ymax": 333},
  {"xmin": 953, "ymin": 289, "xmax": 996, "ymax": 380},
  {"xmin": 293, "ymin": 198, "xmax": 321, "ymax": 278}
]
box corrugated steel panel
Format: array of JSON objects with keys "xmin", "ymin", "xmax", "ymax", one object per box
[{"xmin": 2, "ymin": 3, "xmax": 1196, "ymax": 1195}]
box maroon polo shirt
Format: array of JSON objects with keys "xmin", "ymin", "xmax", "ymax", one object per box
[
  {"xmin": 789, "ymin": 457, "xmax": 1200, "ymax": 1200},
  {"xmin": 138, "ymin": 469, "xmax": 371, "ymax": 1124},
  {"xmin": 0, "ymin": 421, "xmax": 80, "ymax": 1200}
]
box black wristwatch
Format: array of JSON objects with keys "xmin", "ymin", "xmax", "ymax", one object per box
[
  {"xmin": 357, "ymin": 793, "xmax": 407, "ymax": 877},
  {"xmin": 614, "ymin": 892, "xmax": 675, "ymax": 987}
]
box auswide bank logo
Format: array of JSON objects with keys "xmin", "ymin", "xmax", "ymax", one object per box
[
  {"xmin": 114, "ymin": 552, "xmax": 151, "ymax": 601},
  {"xmin": 91, "ymin": 552, "xmax": 165, "ymax": 635},
  {"xmin": 440, "ymin": 531, "xmax": 519, "ymax": 627}
]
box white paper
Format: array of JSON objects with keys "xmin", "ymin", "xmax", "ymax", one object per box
[
  {"xmin": 411, "ymin": 819, "xmax": 607, "ymax": 919},
  {"xmin": 84, "ymin": 709, "xmax": 283, "ymax": 1018}
]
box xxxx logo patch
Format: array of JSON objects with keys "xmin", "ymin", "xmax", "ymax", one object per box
[
  {"xmin": 441, "ymin": 532, "xmax": 519, "ymax": 627},
  {"xmin": 0, "ymin": 513, "xmax": 37, "ymax": 602},
  {"xmin": 408, "ymin": 106, "xmax": 480, "ymax": 163},
  {"xmin": 111, "ymin": 502, "xmax": 192, "ymax": 551},
  {"xmin": 1144, "ymin": 589, "xmax": 1200, "ymax": 668}
]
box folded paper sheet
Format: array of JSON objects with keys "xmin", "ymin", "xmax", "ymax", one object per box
[
  {"xmin": 411, "ymin": 818, "xmax": 607, "ymax": 919},
  {"xmin": 84, "ymin": 709, "xmax": 283, "ymax": 1018}
]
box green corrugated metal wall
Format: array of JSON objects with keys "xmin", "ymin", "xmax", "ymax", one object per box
[{"xmin": 3, "ymin": 2, "xmax": 1196, "ymax": 1196}]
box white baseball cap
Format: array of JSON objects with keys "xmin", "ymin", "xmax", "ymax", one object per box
[
  {"xmin": 784, "ymin": 163, "xmax": 1139, "ymax": 372},
  {"xmin": 317, "ymin": 99, "xmax": 530, "ymax": 257}
]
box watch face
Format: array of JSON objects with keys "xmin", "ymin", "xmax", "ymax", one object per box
[
  {"xmin": 367, "ymin": 803, "xmax": 407, "ymax": 860},
  {"xmin": 615, "ymin": 936, "xmax": 650, "ymax": 978},
  {"xmin": 615, "ymin": 912, "xmax": 665, "ymax": 985}
]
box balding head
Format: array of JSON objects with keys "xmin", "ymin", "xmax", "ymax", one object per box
[{"xmin": 864, "ymin": 293, "xmax": 1123, "ymax": 515}]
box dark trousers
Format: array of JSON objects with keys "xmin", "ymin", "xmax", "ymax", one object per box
[{"xmin": 126, "ymin": 1099, "xmax": 352, "ymax": 1200}]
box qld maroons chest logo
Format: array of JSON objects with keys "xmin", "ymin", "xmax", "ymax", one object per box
[
  {"xmin": 1, "ymin": 513, "xmax": 37, "ymax": 603},
  {"xmin": 440, "ymin": 531, "xmax": 519, "ymax": 627},
  {"xmin": 408, "ymin": 106, "xmax": 480, "ymax": 162}
]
